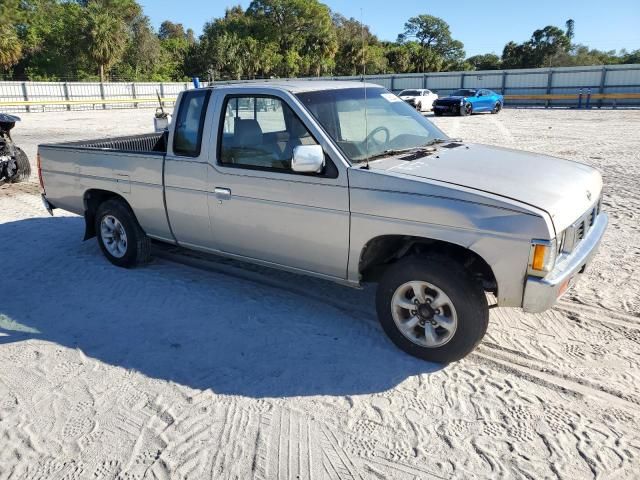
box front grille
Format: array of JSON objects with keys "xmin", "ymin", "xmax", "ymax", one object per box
[{"xmin": 562, "ymin": 203, "xmax": 599, "ymax": 254}]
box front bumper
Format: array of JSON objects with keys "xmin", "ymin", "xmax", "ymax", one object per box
[
  {"xmin": 522, "ymin": 212, "xmax": 608, "ymax": 313},
  {"xmin": 433, "ymin": 103, "xmax": 461, "ymax": 113}
]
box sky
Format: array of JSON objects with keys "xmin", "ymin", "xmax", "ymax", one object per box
[{"xmin": 139, "ymin": 0, "xmax": 639, "ymax": 57}]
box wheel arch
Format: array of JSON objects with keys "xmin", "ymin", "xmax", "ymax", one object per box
[
  {"xmin": 82, "ymin": 189, "xmax": 135, "ymax": 241},
  {"xmin": 358, "ymin": 234, "xmax": 497, "ymax": 294}
]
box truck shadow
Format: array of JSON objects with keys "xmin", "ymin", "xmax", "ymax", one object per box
[{"xmin": 0, "ymin": 216, "xmax": 441, "ymax": 398}]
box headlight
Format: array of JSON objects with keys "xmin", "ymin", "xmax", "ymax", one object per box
[
  {"xmin": 528, "ymin": 239, "xmax": 557, "ymax": 277},
  {"xmin": 460, "ymin": 99, "xmax": 464, "ymax": 105}
]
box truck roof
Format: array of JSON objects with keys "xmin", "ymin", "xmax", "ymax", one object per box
[{"xmin": 208, "ymin": 80, "xmax": 383, "ymax": 94}]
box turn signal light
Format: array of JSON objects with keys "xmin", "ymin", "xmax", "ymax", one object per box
[
  {"xmin": 528, "ymin": 239, "xmax": 557, "ymax": 277},
  {"xmin": 532, "ymin": 244, "xmax": 547, "ymax": 271}
]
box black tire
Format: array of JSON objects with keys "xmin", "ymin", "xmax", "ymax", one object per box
[
  {"xmin": 375, "ymin": 255, "xmax": 489, "ymax": 363},
  {"xmin": 433, "ymin": 110, "xmax": 443, "ymax": 117},
  {"xmin": 491, "ymin": 102, "xmax": 502, "ymax": 114},
  {"xmin": 8, "ymin": 147, "xmax": 31, "ymax": 183},
  {"xmin": 415, "ymin": 102, "xmax": 422, "ymax": 112},
  {"xmin": 460, "ymin": 102, "xmax": 472, "ymax": 116},
  {"xmin": 94, "ymin": 198, "xmax": 151, "ymax": 268}
]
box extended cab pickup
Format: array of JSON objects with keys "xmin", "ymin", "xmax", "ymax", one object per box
[{"xmin": 38, "ymin": 81, "xmax": 608, "ymax": 363}]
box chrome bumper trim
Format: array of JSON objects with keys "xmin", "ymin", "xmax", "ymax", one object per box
[{"xmin": 522, "ymin": 212, "xmax": 608, "ymax": 313}]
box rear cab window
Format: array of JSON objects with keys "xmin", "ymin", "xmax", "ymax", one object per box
[{"xmin": 173, "ymin": 89, "xmax": 211, "ymax": 157}]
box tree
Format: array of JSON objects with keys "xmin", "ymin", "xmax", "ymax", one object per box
[
  {"xmin": 114, "ymin": 15, "xmax": 162, "ymax": 80},
  {"xmin": 398, "ymin": 15, "xmax": 465, "ymax": 72},
  {"xmin": 565, "ymin": 19, "xmax": 575, "ymax": 41},
  {"xmin": 85, "ymin": 3, "xmax": 128, "ymax": 81},
  {"xmin": 12, "ymin": 0, "xmax": 90, "ymax": 80},
  {"xmin": 466, "ymin": 53, "xmax": 501, "ymax": 70},
  {"xmin": 0, "ymin": 24, "xmax": 22, "ymax": 72},
  {"xmin": 333, "ymin": 14, "xmax": 386, "ymax": 76},
  {"xmin": 158, "ymin": 20, "xmax": 185, "ymax": 40},
  {"xmin": 502, "ymin": 25, "xmax": 570, "ymax": 68},
  {"xmin": 246, "ymin": 0, "xmax": 337, "ymax": 76}
]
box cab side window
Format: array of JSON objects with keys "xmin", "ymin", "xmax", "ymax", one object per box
[
  {"xmin": 173, "ymin": 89, "xmax": 211, "ymax": 157},
  {"xmin": 219, "ymin": 95, "xmax": 318, "ymax": 171}
]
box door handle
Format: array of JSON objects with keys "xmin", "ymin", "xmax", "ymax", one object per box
[{"xmin": 214, "ymin": 187, "xmax": 231, "ymax": 200}]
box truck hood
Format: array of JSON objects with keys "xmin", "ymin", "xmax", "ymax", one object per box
[{"xmin": 377, "ymin": 143, "xmax": 602, "ymax": 233}]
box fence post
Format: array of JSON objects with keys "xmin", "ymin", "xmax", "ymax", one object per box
[
  {"xmin": 422, "ymin": 74, "xmax": 427, "ymax": 89},
  {"xmin": 390, "ymin": 75, "xmax": 395, "ymax": 92},
  {"xmin": 577, "ymin": 89, "xmax": 583, "ymax": 109},
  {"xmin": 460, "ymin": 73, "xmax": 465, "ymax": 88},
  {"xmin": 501, "ymin": 71, "xmax": 507, "ymax": 95},
  {"xmin": 585, "ymin": 88, "xmax": 592, "ymax": 109},
  {"xmin": 132, "ymin": 82, "xmax": 138, "ymax": 108},
  {"xmin": 99, "ymin": 82, "xmax": 106, "ymax": 110},
  {"xmin": 63, "ymin": 82, "xmax": 71, "ymax": 111},
  {"xmin": 159, "ymin": 83, "xmax": 165, "ymax": 108},
  {"xmin": 545, "ymin": 70, "xmax": 553, "ymax": 108},
  {"xmin": 21, "ymin": 82, "xmax": 31, "ymax": 113},
  {"xmin": 598, "ymin": 67, "xmax": 607, "ymax": 109}
]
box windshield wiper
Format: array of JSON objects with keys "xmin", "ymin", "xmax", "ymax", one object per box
[
  {"xmin": 364, "ymin": 143, "xmax": 437, "ymax": 161},
  {"xmin": 426, "ymin": 137, "xmax": 463, "ymax": 145}
]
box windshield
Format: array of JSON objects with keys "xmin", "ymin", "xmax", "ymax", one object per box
[
  {"xmin": 399, "ymin": 90, "xmax": 421, "ymax": 96},
  {"xmin": 449, "ymin": 89, "xmax": 477, "ymax": 97},
  {"xmin": 296, "ymin": 87, "xmax": 447, "ymax": 163}
]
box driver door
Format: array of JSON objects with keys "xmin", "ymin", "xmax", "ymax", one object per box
[
  {"xmin": 477, "ymin": 90, "xmax": 491, "ymax": 111},
  {"xmin": 207, "ymin": 92, "xmax": 350, "ymax": 279}
]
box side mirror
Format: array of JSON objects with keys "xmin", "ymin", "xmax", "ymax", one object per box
[
  {"xmin": 477, "ymin": 92, "xmax": 483, "ymax": 97},
  {"xmin": 292, "ymin": 145, "xmax": 325, "ymax": 173}
]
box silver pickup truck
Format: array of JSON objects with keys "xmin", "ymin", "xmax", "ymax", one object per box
[{"xmin": 38, "ymin": 81, "xmax": 608, "ymax": 363}]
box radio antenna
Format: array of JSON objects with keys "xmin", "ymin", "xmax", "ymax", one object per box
[{"xmin": 361, "ymin": 8, "xmax": 369, "ymax": 169}]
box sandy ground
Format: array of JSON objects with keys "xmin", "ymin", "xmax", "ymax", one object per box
[{"xmin": 1, "ymin": 107, "xmax": 639, "ymax": 479}]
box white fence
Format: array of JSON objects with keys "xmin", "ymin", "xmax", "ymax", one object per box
[
  {"xmin": 0, "ymin": 81, "xmax": 202, "ymax": 113},
  {"xmin": 2, "ymin": 63, "xmax": 639, "ymax": 112}
]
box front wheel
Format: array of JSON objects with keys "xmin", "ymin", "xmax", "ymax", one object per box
[
  {"xmin": 95, "ymin": 198, "xmax": 151, "ymax": 268},
  {"xmin": 375, "ymin": 256, "xmax": 489, "ymax": 363},
  {"xmin": 491, "ymin": 102, "xmax": 502, "ymax": 114},
  {"xmin": 460, "ymin": 102, "xmax": 472, "ymax": 116}
]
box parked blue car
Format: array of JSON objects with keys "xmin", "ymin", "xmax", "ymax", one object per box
[{"xmin": 432, "ymin": 88, "xmax": 504, "ymax": 116}]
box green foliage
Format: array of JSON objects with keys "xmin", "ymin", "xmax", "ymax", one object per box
[
  {"xmin": 398, "ymin": 15, "xmax": 465, "ymax": 72},
  {"xmin": 467, "ymin": 54, "xmax": 501, "ymax": 70},
  {"xmin": 1, "ymin": 4, "xmax": 637, "ymax": 81},
  {"xmin": 0, "ymin": 24, "xmax": 22, "ymax": 71}
]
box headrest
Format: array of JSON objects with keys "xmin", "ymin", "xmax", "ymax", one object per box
[{"xmin": 234, "ymin": 118, "xmax": 263, "ymax": 146}]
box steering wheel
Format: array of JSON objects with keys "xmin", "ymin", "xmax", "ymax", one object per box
[{"xmin": 366, "ymin": 126, "xmax": 390, "ymax": 147}]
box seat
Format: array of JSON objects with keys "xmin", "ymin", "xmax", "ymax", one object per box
[{"xmin": 227, "ymin": 118, "xmax": 284, "ymax": 169}]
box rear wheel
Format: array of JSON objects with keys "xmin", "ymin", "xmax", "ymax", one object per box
[
  {"xmin": 95, "ymin": 198, "xmax": 150, "ymax": 268},
  {"xmin": 375, "ymin": 255, "xmax": 489, "ymax": 363}
]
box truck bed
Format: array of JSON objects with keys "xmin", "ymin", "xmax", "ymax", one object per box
[{"xmin": 44, "ymin": 132, "xmax": 167, "ymax": 154}]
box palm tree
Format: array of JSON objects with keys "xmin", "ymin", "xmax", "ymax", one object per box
[
  {"xmin": 85, "ymin": 2, "xmax": 128, "ymax": 81},
  {"xmin": 0, "ymin": 24, "xmax": 22, "ymax": 72}
]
